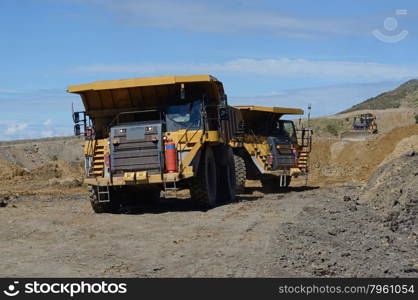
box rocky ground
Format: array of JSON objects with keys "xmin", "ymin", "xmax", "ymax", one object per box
[
  {"xmin": 0, "ymin": 121, "xmax": 418, "ymax": 277},
  {"xmin": 0, "ymin": 182, "xmax": 417, "ymax": 277}
]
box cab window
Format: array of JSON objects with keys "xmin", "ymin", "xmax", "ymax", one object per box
[
  {"xmin": 278, "ymin": 120, "xmax": 297, "ymax": 144},
  {"xmin": 165, "ymin": 100, "xmax": 202, "ymax": 131}
]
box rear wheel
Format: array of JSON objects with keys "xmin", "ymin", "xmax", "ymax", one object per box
[
  {"xmin": 190, "ymin": 146, "xmax": 218, "ymax": 207},
  {"xmin": 233, "ymin": 151, "xmax": 246, "ymax": 194},
  {"xmin": 88, "ymin": 185, "xmax": 120, "ymax": 213}
]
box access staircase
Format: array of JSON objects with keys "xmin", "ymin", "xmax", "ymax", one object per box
[
  {"xmin": 296, "ymin": 128, "xmax": 313, "ymax": 173},
  {"xmin": 91, "ymin": 140, "xmax": 106, "ymax": 176}
]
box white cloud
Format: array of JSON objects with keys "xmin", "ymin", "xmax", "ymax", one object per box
[
  {"xmin": 4, "ymin": 123, "xmax": 28, "ymax": 136},
  {"xmin": 4, "ymin": 123, "xmax": 28, "ymax": 135},
  {"xmin": 43, "ymin": 119, "xmax": 53, "ymax": 127},
  {"xmin": 68, "ymin": 0, "xmax": 398, "ymax": 37},
  {"xmin": 40, "ymin": 130, "xmax": 54, "ymax": 137},
  {"xmin": 230, "ymin": 81, "xmax": 401, "ymax": 117},
  {"xmin": 72, "ymin": 58, "xmax": 418, "ymax": 83}
]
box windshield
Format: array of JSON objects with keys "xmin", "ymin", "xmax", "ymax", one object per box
[
  {"xmin": 277, "ymin": 120, "xmax": 297, "ymax": 144},
  {"xmin": 165, "ymin": 100, "xmax": 202, "ymax": 131}
]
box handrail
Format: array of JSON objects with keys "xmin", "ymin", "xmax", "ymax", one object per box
[{"xmin": 176, "ymin": 104, "xmax": 207, "ymax": 172}]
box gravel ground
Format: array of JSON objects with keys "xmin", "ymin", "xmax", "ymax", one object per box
[{"xmin": 1, "ymin": 184, "xmax": 416, "ymax": 278}]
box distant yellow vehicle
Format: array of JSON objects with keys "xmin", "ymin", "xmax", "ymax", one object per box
[
  {"xmin": 68, "ymin": 75, "xmax": 311, "ymax": 213},
  {"xmin": 341, "ymin": 113, "xmax": 378, "ymax": 141}
]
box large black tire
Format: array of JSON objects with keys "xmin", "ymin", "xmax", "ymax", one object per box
[
  {"xmin": 215, "ymin": 146, "xmax": 237, "ymax": 203},
  {"xmin": 233, "ymin": 151, "xmax": 246, "ymax": 194},
  {"xmin": 190, "ymin": 146, "xmax": 218, "ymax": 207},
  {"xmin": 88, "ymin": 185, "xmax": 120, "ymax": 213}
]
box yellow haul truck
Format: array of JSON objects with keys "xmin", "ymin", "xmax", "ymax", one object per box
[
  {"xmin": 68, "ymin": 75, "xmax": 309, "ymax": 213},
  {"xmin": 68, "ymin": 75, "xmax": 240, "ymax": 212},
  {"xmin": 229, "ymin": 106, "xmax": 312, "ymax": 191}
]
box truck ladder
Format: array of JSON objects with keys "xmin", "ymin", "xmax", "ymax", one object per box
[
  {"xmin": 97, "ymin": 185, "xmax": 111, "ymax": 203},
  {"xmin": 162, "ymin": 175, "xmax": 179, "ymax": 199}
]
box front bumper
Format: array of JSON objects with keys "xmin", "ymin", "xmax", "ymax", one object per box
[
  {"xmin": 84, "ymin": 166, "xmax": 194, "ymax": 186},
  {"xmin": 263, "ymin": 167, "xmax": 302, "ymax": 177}
]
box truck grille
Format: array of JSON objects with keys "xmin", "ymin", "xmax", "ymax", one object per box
[
  {"xmin": 267, "ymin": 137, "xmax": 295, "ymax": 170},
  {"xmin": 110, "ymin": 124, "xmax": 162, "ymax": 174},
  {"xmin": 275, "ymin": 144, "xmax": 295, "ymax": 167}
]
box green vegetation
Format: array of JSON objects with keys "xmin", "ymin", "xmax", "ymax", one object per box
[
  {"xmin": 340, "ymin": 79, "xmax": 418, "ymax": 114},
  {"xmin": 308, "ymin": 117, "xmax": 352, "ymax": 137}
]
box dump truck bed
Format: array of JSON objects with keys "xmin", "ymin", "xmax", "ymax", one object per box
[
  {"xmin": 234, "ymin": 105, "xmax": 304, "ymax": 115},
  {"xmin": 68, "ymin": 75, "xmax": 222, "ymax": 112},
  {"xmin": 68, "ymin": 74, "xmax": 224, "ymax": 138}
]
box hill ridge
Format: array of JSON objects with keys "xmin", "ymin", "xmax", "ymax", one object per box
[{"xmin": 341, "ymin": 79, "xmax": 418, "ymax": 114}]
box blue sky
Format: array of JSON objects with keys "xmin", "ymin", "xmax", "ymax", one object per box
[{"xmin": 1, "ymin": 0, "xmax": 418, "ymax": 140}]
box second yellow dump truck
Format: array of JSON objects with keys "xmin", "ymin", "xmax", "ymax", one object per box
[
  {"xmin": 68, "ymin": 75, "xmax": 312, "ymax": 213},
  {"xmin": 229, "ymin": 105, "xmax": 312, "ymax": 192}
]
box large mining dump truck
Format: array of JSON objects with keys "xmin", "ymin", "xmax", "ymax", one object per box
[
  {"xmin": 229, "ymin": 106, "xmax": 312, "ymax": 191},
  {"xmin": 68, "ymin": 75, "xmax": 311, "ymax": 213}
]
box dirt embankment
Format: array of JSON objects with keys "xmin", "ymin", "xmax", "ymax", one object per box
[
  {"xmin": 309, "ymin": 124, "xmax": 418, "ymax": 186},
  {"xmin": 362, "ymin": 150, "xmax": 418, "ymax": 234},
  {"xmin": 0, "ymin": 137, "xmax": 84, "ymax": 194}
]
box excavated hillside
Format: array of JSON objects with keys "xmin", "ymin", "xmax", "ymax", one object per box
[
  {"xmin": 0, "ymin": 137, "xmax": 84, "ymax": 195},
  {"xmin": 308, "ymin": 124, "xmax": 418, "ymax": 186}
]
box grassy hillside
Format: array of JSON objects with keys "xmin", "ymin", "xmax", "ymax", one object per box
[
  {"xmin": 307, "ymin": 117, "xmax": 352, "ymax": 137},
  {"xmin": 341, "ymin": 79, "xmax": 418, "ymax": 114}
]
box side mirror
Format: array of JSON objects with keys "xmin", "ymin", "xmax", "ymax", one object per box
[
  {"xmin": 220, "ymin": 94, "xmax": 228, "ymax": 106},
  {"xmin": 219, "ymin": 107, "xmax": 229, "ymax": 121},
  {"xmin": 73, "ymin": 112, "xmax": 80, "ymax": 123},
  {"xmin": 180, "ymin": 83, "xmax": 186, "ymax": 100},
  {"xmin": 219, "ymin": 94, "xmax": 229, "ymax": 120},
  {"xmin": 74, "ymin": 124, "xmax": 81, "ymax": 136}
]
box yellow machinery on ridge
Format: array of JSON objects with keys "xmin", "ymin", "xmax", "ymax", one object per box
[{"xmin": 341, "ymin": 113, "xmax": 378, "ymax": 141}]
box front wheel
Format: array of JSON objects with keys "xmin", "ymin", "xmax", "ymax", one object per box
[
  {"xmin": 190, "ymin": 146, "xmax": 218, "ymax": 207},
  {"xmin": 215, "ymin": 146, "xmax": 237, "ymax": 203}
]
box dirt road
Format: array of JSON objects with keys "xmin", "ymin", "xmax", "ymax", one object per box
[{"xmin": 1, "ymin": 184, "xmax": 416, "ymax": 278}]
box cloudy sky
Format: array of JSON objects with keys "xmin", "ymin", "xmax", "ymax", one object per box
[{"xmin": 1, "ymin": 0, "xmax": 418, "ymax": 140}]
